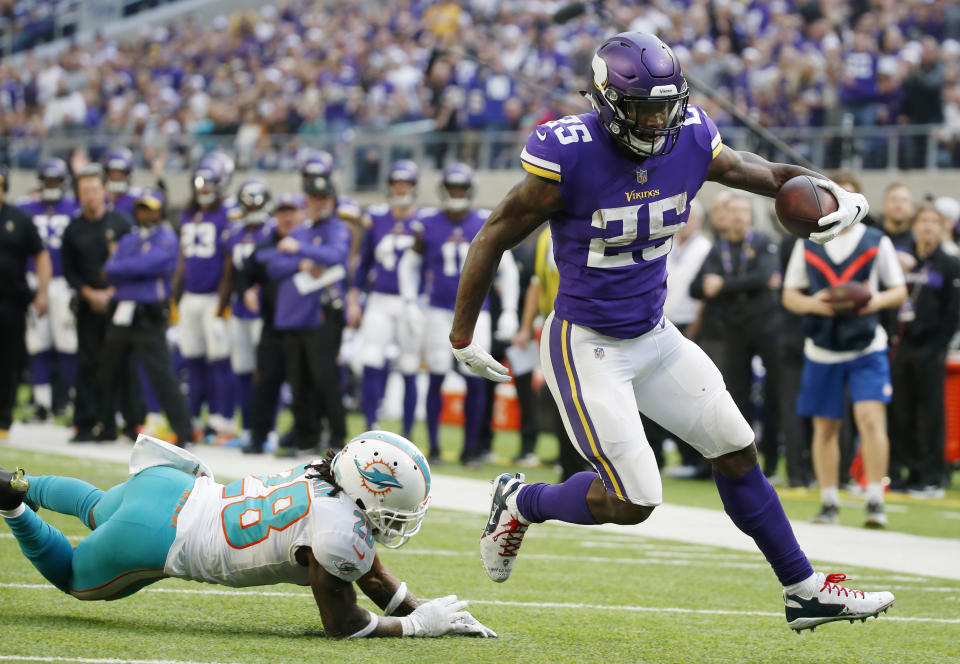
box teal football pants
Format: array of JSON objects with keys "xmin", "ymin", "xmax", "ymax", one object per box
[{"xmin": 4, "ymin": 466, "xmax": 195, "ymax": 600}]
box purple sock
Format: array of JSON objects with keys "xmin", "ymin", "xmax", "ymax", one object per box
[
  {"xmin": 402, "ymin": 373, "xmax": 418, "ymax": 438},
  {"xmin": 185, "ymin": 358, "xmax": 207, "ymax": 418},
  {"xmin": 236, "ymin": 372, "xmax": 253, "ymax": 429},
  {"xmin": 58, "ymin": 353, "xmax": 76, "ymax": 391},
  {"xmin": 361, "ymin": 366, "xmax": 387, "ymax": 428},
  {"xmin": 463, "ymin": 376, "xmax": 486, "ymax": 458},
  {"xmin": 138, "ymin": 363, "xmax": 161, "ymax": 414},
  {"xmin": 426, "ymin": 373, "xmax": 444, "ymax": 456},
  {"xmin": 31, "ymin": 351, "xmax": 54, "ymax": 385},
  {"xmin": 211, "ymin": 358, "xmax": 235, "ymax": 420},
  {"xmin": 713, "ymin": 465, "xmax": 814, "ymax": 586},
  {"xmin": 515, "ymin": 471, "xmax": 598, "ymax": 524}
]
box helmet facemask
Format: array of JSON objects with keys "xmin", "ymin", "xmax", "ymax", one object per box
[{"xmin": 358, "ymin": 494, "xmax": 430, "ymax": 549}]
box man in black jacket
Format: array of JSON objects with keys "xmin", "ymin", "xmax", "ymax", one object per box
[
  {"xmin": 691, "ymin": 192, "xmax": 782, "ymax": 477},
  {"xmin": 235, "ymin": 193, "xmax": 304, "ymax": 454},
  {"xmin": 0, "ymin": 166, "xmax": 51, "ymax": 437},
  {"xmin": 890, "ymin": 204, "xmax": 960, "ymax": 496},
  {"xmin": 60, "ymin": 165, "xmax": 134, "ymax": 442}
]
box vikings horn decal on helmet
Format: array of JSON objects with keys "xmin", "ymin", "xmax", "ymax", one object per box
[
  {"xmin": 585, "ymin": 32, "xmax": 690, "ymax": 158},
  {"xmin": 331, "ymin": 430, "xmax": 431, "ymax": 549},
  {"xmin": 236, "ymin": 178, "xmax": 273, "ymax": 225},
  {"xmin": 103, "ymin": 147, "xmax": 134, "ymax": 194},
  {"xmin": 439, "ymin": 162, "xmax": 475, "ymax": 213},
  {"xmin": 37, "ymin": 158, "xmax": 69, "ymax": 204}
]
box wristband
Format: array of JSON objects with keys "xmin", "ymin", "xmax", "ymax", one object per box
[
  {"xmin": 347, "ymin": 609, "xmax": 378, "ymax": 638},
  {"xmin": 450, "ymin": 336, "xmax": 472, "ymax": 350},
  {"xmin": 384, "ymin": 581, "xmax": 407, "ymax": 616},
  {"xmin": 399, "ymin": 615, "xmax": 419, "ymax": 637}
]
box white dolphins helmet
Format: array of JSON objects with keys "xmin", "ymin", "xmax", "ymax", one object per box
[{"xmin": 331, "ymin": 430, "xmax": 431, "ymax": 549}]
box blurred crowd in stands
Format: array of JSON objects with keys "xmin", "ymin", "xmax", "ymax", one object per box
[{"xmin": 2, "ymin": 0, "xmax": 960, "ymax": 172}]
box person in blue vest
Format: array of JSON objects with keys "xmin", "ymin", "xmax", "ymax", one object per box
[
  {"xmin": 782, "ymin": 198, "xmax": 907, "ymax": 528},
  {"xmin": 97, "ymin": 189, "xmax": 193, "ymax": 446}
]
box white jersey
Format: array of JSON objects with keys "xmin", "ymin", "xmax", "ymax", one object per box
[{"xmin": 164, "ymin": 463, "xmax": 376, "ymax": 587}]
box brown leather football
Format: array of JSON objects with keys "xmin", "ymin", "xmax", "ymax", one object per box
[
  {"xmin": 828, "ymin": 281, "xmax": 872, "ymax": 315},
  {"xmin": 775, "ymin": 175, "xmax": 840, "ymax": 239}
]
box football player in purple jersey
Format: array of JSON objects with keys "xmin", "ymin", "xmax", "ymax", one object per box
[
  {"xmin": 399, "ymin": 163, "xmax": 519, "ymax": 465},
  {"xmin": 102, "ymin": 148, "xmax": 139, "ymax": 218},
  {"xmin": 348, "ymin": 160, "xmax": 424, "ymax": 437},
  {"xmin": 450, "ymin": 33, "xmax": 891, "ymax": 632},
  {"xmin": 17, "ymin": 158, "xmax": 79, "ymax": 421},
  {"xmin": 221, "ymin": 179, "xmax": 275, "ymax": 446},
  {"xmin": 173, "ymin": 160, "xmax": 236, "ymax": 442}
]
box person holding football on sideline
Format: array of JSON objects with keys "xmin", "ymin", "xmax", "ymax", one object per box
[
  {"xmin": 0, "ymin": 431, "xmax": 495, "ymax": 639},
  {"xmin": 449, "ymin": 32, "xmax": 894, "ymax": 632}
]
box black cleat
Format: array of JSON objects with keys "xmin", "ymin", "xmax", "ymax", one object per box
[{"xmin": 0, "ymin": 467, "xmax": 30, "ymax": 511}]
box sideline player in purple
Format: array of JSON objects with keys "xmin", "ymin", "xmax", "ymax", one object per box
[
  {"xmin": 102, "ymin": 148, "xmax": 140, "ymax": 218},
  {"xmin": 222, "ymin": 179, "xmax": 275, "ymax": 445},
  {"xmin": 450, "ymin": 33, "xmax": 893, "ymax": 632},
  {"xmin": 173, "ymin": 159, "xmax": 235, "ymax": 441},
  {"xmin": 18, "ymin": 158, "xmax": 79, "ymax": 420},
  {"xmin": 348, "ymin": 160, "xmax": 423, "ymax": 437},
  {"xmin": 400, "ymin": 163, "xmax": 518, "ymax": 464}
]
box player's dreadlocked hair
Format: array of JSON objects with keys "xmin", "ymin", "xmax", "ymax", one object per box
[{"xmin": 304, "ymin": 448, "xmax": 344, "ymax": 497}]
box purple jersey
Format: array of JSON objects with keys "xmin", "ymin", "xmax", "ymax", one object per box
[
  {"xmin": 105, "ymin": 224, "xmax": 179, "ymax": 303},
  {"xmin": 355, "ymin": 203, "xmax": 419, "ymax": 296},
  {"xmin": 107, "ymin": 188, "xmax": 140, "ymax": 218},
  {"xmin": 227, "ymin": 220, "xmax": 275, "ymax": 319},
  {"xmin": 519, "ymin": 106, "xmax": 721, "ymax": 338},
  {"xmin": 18, "ymin": 196, "xmax": 80, "ymax": 277},
  {"xmin": 179, "ymin": 205, "xmax": 233, "ymax": 294},
  {"xmin": 414, "ymin": 207, "xmax": 490, "ymax": 311}
]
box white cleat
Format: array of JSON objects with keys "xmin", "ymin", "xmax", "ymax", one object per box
[
  {"xmin": 480, "ymin": 473, "xmax": 528, "ymax": 583},
  {"xmin": 784, "ymin": 573, "xmax": 895, "ymax": 632}
]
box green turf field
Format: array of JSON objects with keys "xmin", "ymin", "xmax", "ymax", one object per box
[{"xmin": 1, "ymin": 449, "xmax": 958, "ymax": 664}]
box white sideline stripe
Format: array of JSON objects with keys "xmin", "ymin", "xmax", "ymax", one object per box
[
  {"xmin": 0, "ymin": 658, "xmax": 239, "ymax": 664},
  {"xmin": 2, "ymin": 584, "xmax": 957, "ymax": 626}
]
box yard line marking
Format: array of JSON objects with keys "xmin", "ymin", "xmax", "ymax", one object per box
[
  {"xmin": 3, "ymin": 583, "xmax": 959, "ymax": 625},
  {"xmin": 0, "ymin": 657, "xmax": 240, "ymax": 664}
]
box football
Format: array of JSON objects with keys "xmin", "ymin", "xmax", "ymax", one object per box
[
  {"xmin": 775, "ymin": 175, "xmax": 840, "ymax": 238},
  {"xmin": 828, "ymin": 281, "xmax": 872, "ymax": 315}
]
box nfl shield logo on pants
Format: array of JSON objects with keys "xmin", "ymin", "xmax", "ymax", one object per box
[
  {"xmin": 594, "ymin": 347, "xmax": 605, "ymax": 360},
  {"xmin": 636, "ymin": 169, "xmax": 648, "ymax": 185}
]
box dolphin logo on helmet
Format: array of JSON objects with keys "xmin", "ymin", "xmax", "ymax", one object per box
[{"xmin": 355, "ymin": 458, "xmax": 405, "ymax": 491}]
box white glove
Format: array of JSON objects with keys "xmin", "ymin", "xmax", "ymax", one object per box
[
  {"xmin": 495, "ymin": 309, "xmax": 519, "ymax": 343},
  {"xmin": 399, "ymin": 595, "xmax": 471, "ymax": 637},
  {"xmin": 452, "ymin": 340, "xmax": 511, "ymax": 383},
  {"xmin": 811, "ymin": 179, "xmax": 869, "ymax": 245},
  {"xmin": 455, "ymin": 611, "xmax": 498, "ymax": 638}
]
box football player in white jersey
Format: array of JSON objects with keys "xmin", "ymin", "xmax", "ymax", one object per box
[{"xmin": 0, "ymin": 431, "xmax": 495, "ymax": 638}]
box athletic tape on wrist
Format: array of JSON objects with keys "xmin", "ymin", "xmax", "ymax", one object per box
[
  {"xmin": 384, "ymin": 582, "xmax": 407, "ymax": 616},
  {"xmin": 347, "ymin": 610, "xmax": 378, "ymax": 638},
  {"xmin": 399, "ymin": 615, "xmax": 418, "ymax": 637}
]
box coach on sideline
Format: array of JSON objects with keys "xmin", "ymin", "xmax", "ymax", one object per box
[
  {"xmin": 97, "ymin": 190, "xmax": 193, "ymax": 446},
  {"xmin": 0, "ymin": 166, "xmax": 51, "ymax": 438},
  {"xmin": 60, "ymin": 164, "xmax": 135, "ymax": 442}
]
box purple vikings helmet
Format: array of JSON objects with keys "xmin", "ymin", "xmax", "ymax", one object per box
[
  {"xmin": 439, "ymin": 162, "xmax": 475, "ymax": 213},
  {"xmin": 586, "ymin": 32, "xmax": 689, "ymax": 158},
  {"xmin": 200, "ymin": 149, "xmax": 236, "ymax": 191},
  {"xmin": 103, "ymin": 147, "xmax": 134, "ymax": 194},
  {"xmin": 38, "ymin": 157, "xmax": 70, "ymax": 203},
  {"xmin": 300, "ymin": 150, "xmax": 335, "ymax": 196},
  {"xmin": 236, "ymin": 178, "xmax": 273, "ymax": 225},
  {"xmin": 191, "ymin": 163, "xmax": 223, "ymax": 208},
  {"xmin": 387, "ymin": 159, "xmax": 419, "ymax": 207}
]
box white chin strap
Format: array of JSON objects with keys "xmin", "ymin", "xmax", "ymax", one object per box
[
  {"xmin": 107, "ymin": 180, "xmax": 128, "ymax": 194},
  {"xmin": 389, "ymin": 193, "xmax": 414, "ymax": 208},
  {"xmin": 41, "ymin": 188, "xmax": 62, "ymax": 203},
  {"xmin": 197, "ymin": 192, "xmax": 217, "ymax": 206}
]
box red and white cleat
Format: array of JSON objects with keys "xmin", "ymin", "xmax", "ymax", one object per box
[
  {"xmin": 784, "ymin": 573, "xmax": 895, "ymax": 632},
  {"xmin": 480, "ymin": 473, "xmax": 529, "ymax": 583}
]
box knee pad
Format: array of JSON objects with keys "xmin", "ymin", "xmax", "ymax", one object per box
[{"xmin": 700, "ymin": 390, "xmax": 755, "ymax": 458}]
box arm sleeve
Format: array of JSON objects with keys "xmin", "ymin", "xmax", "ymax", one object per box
[
  {"xmin": 719, "ymin": 237, "xmax": 779, "ymax": 294},
  {"xmin": 106, "ymin": 234, "xmax": 178, "ymax": 280},
  {"xmin": 520, "ymin": 124, "xmax": 563, "ymax": 183},
  {"xmin": 495, "ymin": 248, "xmax": 520, "ymax": 312},
  {"xmin": 60, "ymin": 224, "xmax": 86, "ymax": 291},
  {"xmin": 298, "ymin": 224, "xmax": 351, "ymax": 267},
  {"xmin": 782, "ymin": 240, "xmax": 809, "ymax": 290},
  {"xmin": 266, "ymin": 253, "xmax": 302, "ymax": 280},
  {"xmin": 876, "ymin": 236, "xmax": 906, "ymax": 288},
  {"xmin": 20, "ymin": 209, "xmax": 44, "ymax": 255}
]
